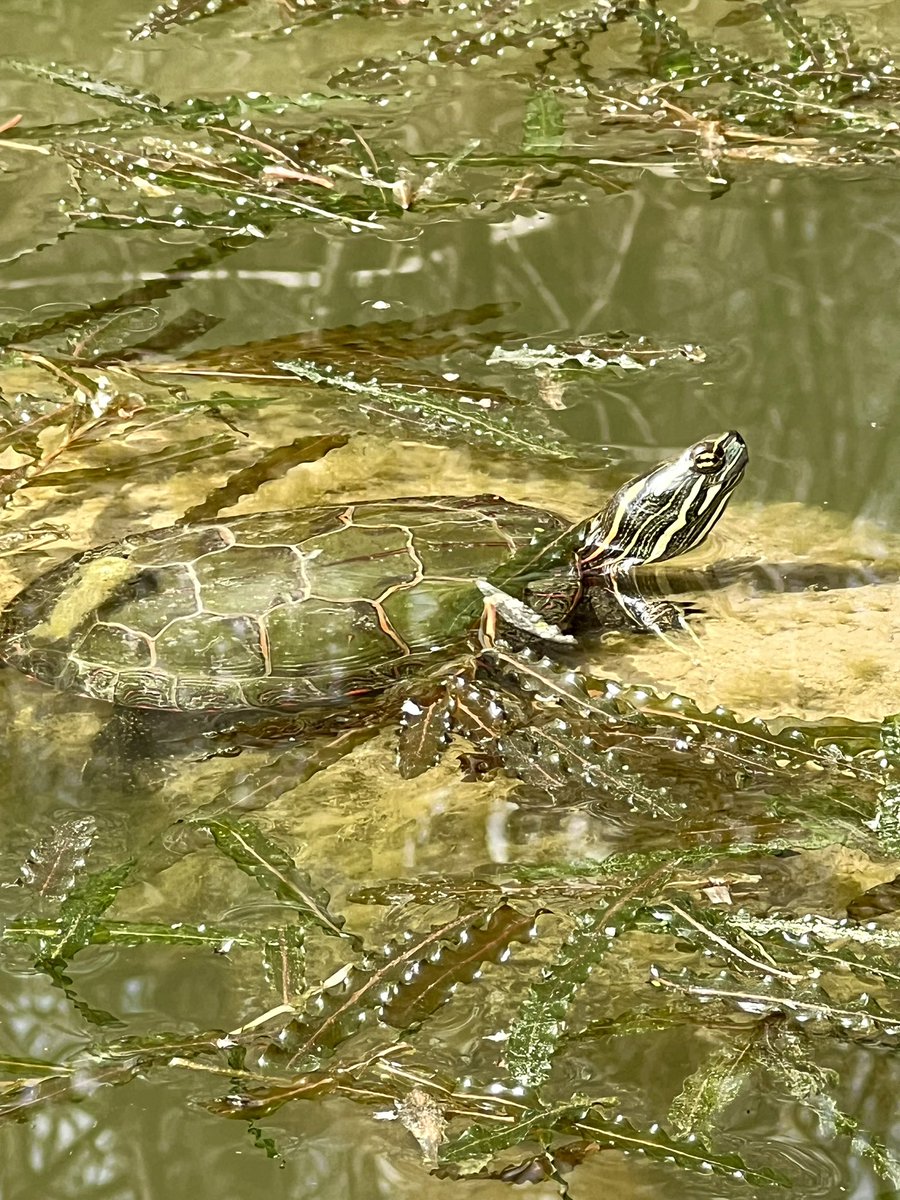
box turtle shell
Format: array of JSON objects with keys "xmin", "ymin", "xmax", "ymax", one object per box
[{"xmin": 0, "ymin": 496, "xmax": 568, "ymax": 713}]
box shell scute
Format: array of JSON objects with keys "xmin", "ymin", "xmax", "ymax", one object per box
[
  {"xmin": 195, "ymin": 544, "xmax": 311, "ymax": 615},
  {"xmin": 126, "ymin": 525, "xmax": 232, "ymax": 565},
  {"xmin": 97, "ymin": 564, "xmax": 201, "ymax": 637},
  {"xmin": 240, "ymin": 677, "xmax": 325, "ymax": 712},
  {"xmin": 154, "ymin": 613, "xmax": 267, "ymax": 678},
  {"xmin": 77, "ymin": 663, "xmax": 120, "ymax": 704},
  {"xmin": 113, "ymin": 671, "xmax": 174, "ymax": 708},
  {"xmin": 174, "ymin": 676, "xmax": 247, "ymax": 712},
  {"xmin": 265, "ymin": 599, "xmax": 387, "ymax": 674},
  {"xmin": 301, "ymin": 524, "xmax": 419, "ymax": 602},
  {"xmin": 78, "ymin": 623, "xmax": 153, "ymax": 670}
]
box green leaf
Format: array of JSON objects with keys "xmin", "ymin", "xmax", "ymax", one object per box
[
  {"xmin": 271, "ymin": 905, "xmax": 530, "ymax": 1065},
  {"xmin": 192, "ymin": 816, "xmax": 350, "ymax": 942},
  {"xmin": 762, "ymin": 1031, "xmax": 900, "ymax": 1187},
  {"xmin": 523, "ymin": 90, "xmax": 566, "ymax": 154},
  {"xmin": 179, "ymin": 432, "xmax": 350, "ymax": 524},
  {"xmin": 7, "ymin": 60, "xmax": 168, "ymax": 114},
  {"xmin": 263, "ymin": 926, "xmax": 307, "ymax": 1006},
  {"xmin": 4, "ymin": 917, "xmax": 280, "ymax": 951},
  {"xmin": 441, "ymin": 1098, "xmax": 607, "ymax": 1167},
  {"xmin": 128, "ymin": 0, "xmax": 251, "ymax": 42},
  {"xmin": 488, "ymin": 333, "xmax": 706, "ymax": 372},
  {"xmin": 867, "ymin": 782, "xmax": 900, "ymax": 856},
  {"xmin": 570, "ymin": 1110, "xmax": 789, "ymax": 1187},
  {"xmin": 13, "ymin": 815, "xmax": 97, "ymax": 904},
  {"xmin": 600, "ymin": 678, "xmax": 888, "ymax": 784},
  {"xmin": 276, "ymin": 359, "xmax": 574, "ymax": 461},
  {"xmin": 506, "ymin": 873, "xmax": 671, "ymax": 1088},
  {"xmin": 382, "ymin": 904, "xmax": 538, "ymax": 1029},
  {"xmin": 36, "ymin": 862, "xmax": 134, "ymax": 963},
  {"xmin": 668, "ymin": 1044, "xmax": 754, "ymax": 1138}
]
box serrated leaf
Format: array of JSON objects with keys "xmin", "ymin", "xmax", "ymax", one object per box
[
  {"xmin": 382, "ymin": 904, "xmax": 538, "ymax": 1028},
  {"xmin": 276, "ymin": 358, "xmax": 574, "ymax": 460},
  {"xmin": 481, "ymin": 646, "xmax": 596, "ymax": 712},
  {"xmin": 207, "ymin": 1071, "xmax": 337, "ymax": 1119},
  {"xmin": 668, "ymin": 1044, "xmax": 753, "ymax": 1138},
  {"xmin": 263, "ymin": 926, "xmax": 307, "ymax": 1005},
  {"xmin": 179, "ymin": 432, "xmax": 349, "ymax": 524},
  {"xmin": 272, "ymin": 906, "xmax": 515, "ymax": 1065},
  {"xmin": 651, "ymin": 965, "xmax": 900, "ymax": 1044},
  {"xmin": 601, "ymin": 678, "xmax": 888, "ymax": 784},
  {"xmin": 523, "ymin": 90, "xmax": 566, "ymax": 154},
  {"xmin": 36, "ymin": 862, "xmax": 134, "ymax": 963},
  {"xmin": 866, "ymin": 782, "xmax": 900, "ymax": 857},
  {"xmin": 397, "ymin": 694, "xmax": 454, "ymax": 779},
  {"xmin": 506, "ymin": 873, "xmax": 671, "ymax": 1088},
  {"xmin": 7, "ymin": 60, "xmax": 168, "ymax": 114},
  {"xmin": 128, "ymin": 0, "xmax": 251, "ymax": 42},
  {"xmin": 14, "ymin": 815, "xmax": 97, "ymax": 904},
  {"xmin": 761, "ymin": 1030, "xmax": 900, "ymax": 1187},
  {"xmin": 488, "ymin": 333, "xmax": 706, "ymax": 372},
  {"xmin": 570, "ymin": 1110, "xmax": 789, "ymax": 1187},
  {"xmin": 4, "ymin": 917, "xmax": 278, "ymax": 951},
  {"xmin": 193, "ymin": 816, "xmax": 349, "ymax": 941},
  {"xmin": 334, "ymin": 1, "xmax": 624, "ymax": 91},
  {"xmin": 441, "ymin": 1098, "xmax": 606, "ymax": 1167}
]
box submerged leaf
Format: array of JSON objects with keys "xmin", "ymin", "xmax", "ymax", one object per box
[
  {"xmin": 12, "ymin": 815, "xmax": 97, "ymax": 904},
  {"xmin": 208, "ymin": 1071, "xmax": 338, "ymax": 1119},
  {"xmin": 128, "ymin": 0, "xmax": 251, "ymax": 41},
  {"xmin": 276, "ymin": 359, "xmax": 574, "ymax": 460},
  {"xmin": 506, "ymin": 871, "xmax": 672, "ymax": 1088},
  {"xmin": 178, "ymin": 432, "xmax": 349, "ymax": 524},
  {"xmin": 36, "ymin": 862, "xmax": 134, "ymax": 964},
  {"xmin": 4, "ymin": 918, "xmax": 283, "ymax": 952},
  {"xmin": 760, "ymin": 1025, "xmax": 900, "ymax": 1187},
  {"xmin": 569, "ymin": 1109, "xmax": 788, "ymax": 1187},
  {"xmin": 441, "ymin": 1098, "xmax": 608, "ymax": 1169},
  {"xmin": 382, "ymin": 904, "xmax": 538, "ymax": 1029},
  {"xmin": 488, "ymin": 333, "xmax": 706, "ymax": 372},
  {"xmin": 523, "ymin": 90, "xmax": 566, "ymax": 154},
  {"xmin": 7, "ymin": 60, "xmax": 168, "ymax": 114},
  {"xmin": 193, "ymin": 817, "xmax": 350, "ymax": 941},
  {"xmin": 271, "ymin": 905, "xmax": 532, "ymax": 1065},
  {"xmin": 263, "ymin": 926, "xmax": 307, "ymax": 1006},
  {"xmin": 668, "ymin": 1043, "xmax": 754, "ymax": 1138}
]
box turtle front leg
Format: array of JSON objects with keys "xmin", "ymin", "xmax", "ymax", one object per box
[
  {"xmin": 601, "ymin": 565, "xmax": 698, "ymax": 642},
  {"xmin": 475, "ymin": 579, "xmax": 576, "ymax": 646}
]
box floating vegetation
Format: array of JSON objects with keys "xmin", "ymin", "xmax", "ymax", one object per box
[
  {"xmin": 487, "ymin": 332, "xmax": 707, "ymax": 373},
  {"xmin": 128, "ymin": 0, "xmax": 253, "ymax": 43},
  {"xmin": 4, "ymin": 753, "xmax": 900, "ymax": 1187},
  {"xmin": 276, "ymin": 358, "xmax": 576, "ymax": 459}
]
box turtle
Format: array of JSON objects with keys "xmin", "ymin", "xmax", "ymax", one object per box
[{"xmin": 0, "ymin": 431, "xmax": 748, "ymax": 716}]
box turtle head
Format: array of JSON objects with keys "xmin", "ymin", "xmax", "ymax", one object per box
[{"xmin": 579, "ymin": 430, "xmax": 748, "ymax": 572}]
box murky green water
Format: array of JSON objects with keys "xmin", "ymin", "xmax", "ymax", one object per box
[{"xmin": 3, "ymin": 2, "xmax": 900, "ymax": 1197}]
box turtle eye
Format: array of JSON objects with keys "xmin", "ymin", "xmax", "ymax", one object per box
[{"xmin": 689, "ymin": 439, "xmax": 727, "ymax": 474}]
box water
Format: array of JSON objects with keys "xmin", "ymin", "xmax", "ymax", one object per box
[{"xmin": 2, "ymin": 1, "xmax": 900, "ymax": 1196}]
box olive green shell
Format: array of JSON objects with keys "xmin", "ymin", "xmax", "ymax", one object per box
[{"xmin": 0, "ymin": 496, "xmax": 568, "ymax": 713}]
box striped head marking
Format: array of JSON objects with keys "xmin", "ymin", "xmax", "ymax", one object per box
[{"xmin": 579, "ymin": 431, "xmax": 748, "ymax": 572}]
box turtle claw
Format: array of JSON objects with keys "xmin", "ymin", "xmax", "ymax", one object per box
[{"xmin": 605, "ymin": 586, "xmax": 699, "ymax": 650}]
